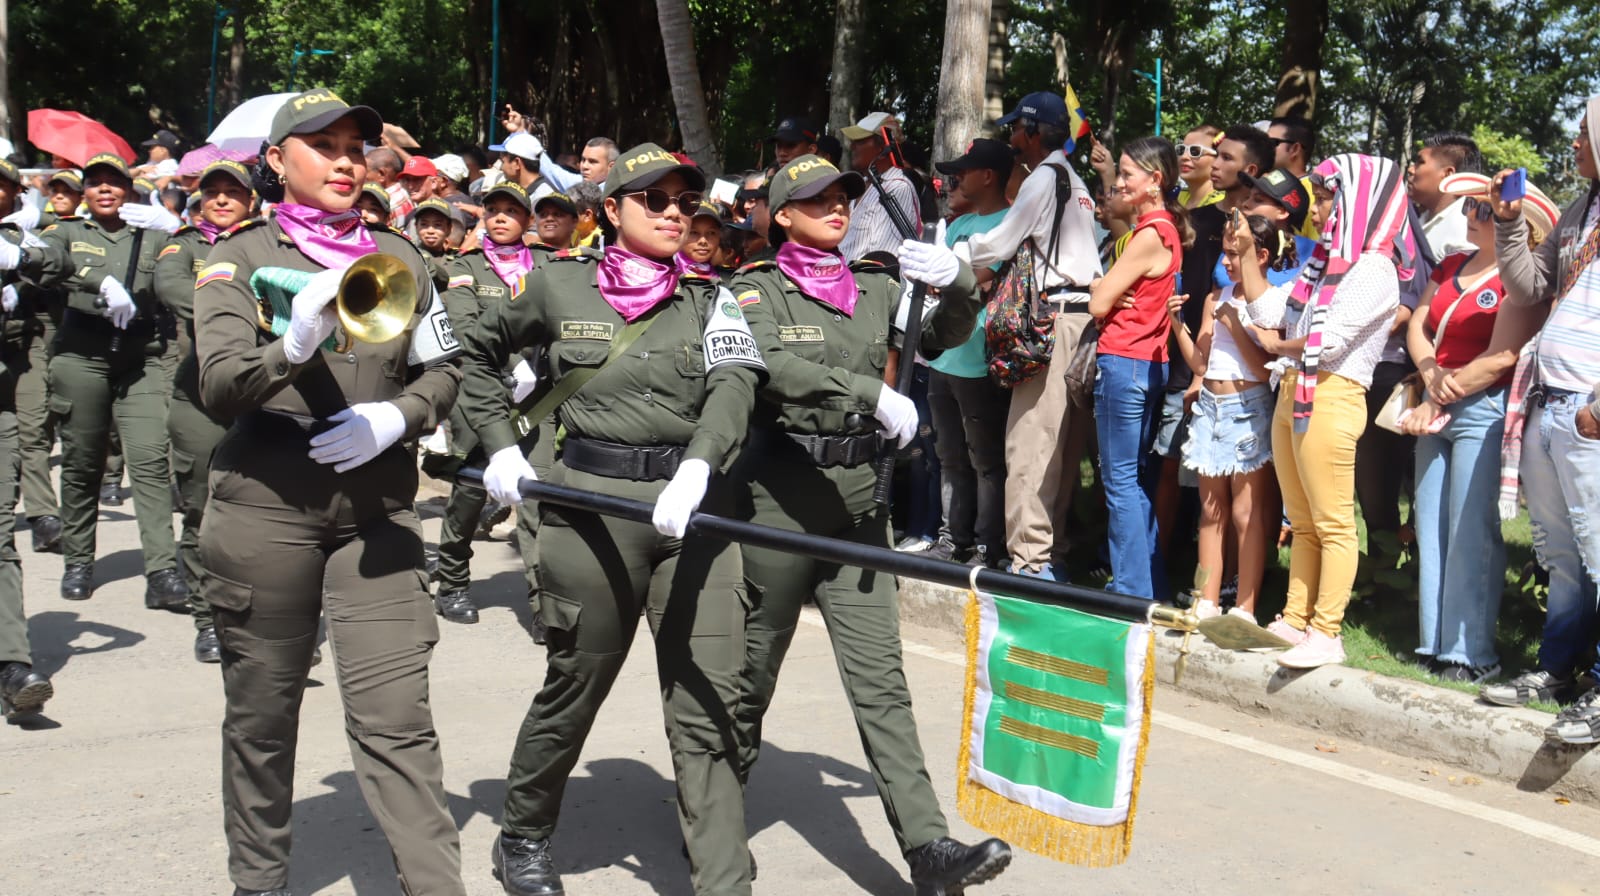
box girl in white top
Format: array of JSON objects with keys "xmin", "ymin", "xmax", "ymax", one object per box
[{"xmin": 1168, "ymin": 213, "xmax": 1297, "ymax": 621}]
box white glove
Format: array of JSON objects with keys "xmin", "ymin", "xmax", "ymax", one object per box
[
  {"xmin": 2, "ymin": 203, "xmax": 40, "ymax": 232},
  {"xmin": 873, "ymin": 384, "xmax": 918, "ymax": 448},
  {"xmin": 1, "ymin": 284, "xmax": 16, "ymax": 314},
  {"xmin": 652, "ymin": 459, "xmax": 710, "ymax": 538},
  {"xmin": 307, "ymin": 402, "xmax": 408, "ymax": 472},
  {"xmin": 282, "ymin": 266, "xmax": 345, "ymax": 364},
  {"xmin": 511, "ymin": 359, "xmax": 539, "ymax": 403},
  {"xmin": 0, "ymin": 240, "xmax": 20, "ymax": 271},
  {"xmin": 483, "ymin": 445, "xmax": 537, "ymax": 506},
  {"xmin": 898, "ymin": 238, "xmax": 961, "ymax": 289},
  {"xmin": 118, "ymin": 202, "xmax": 182, "ymax": 235},
  {"xmin": 99, "ymin": 277, "xmax": 137, "ymax": 329}
]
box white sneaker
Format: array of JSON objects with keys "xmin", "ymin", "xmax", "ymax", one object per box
[
  {"xmin": 1226, "ymin": 606, "xmax": 1258, "ymax": 625},
  {"xmin": 1265, "ymin": 616, "xmax": 1308, "ymax": 647},
  {"xmin": 421, "ymin": 425, "xmax": 449, "ymax": 455},
  {"xmin": 1278, "ymin": 629, "xmax": 1346, "ymax": 669},
  {"xmin": 1193, "ymin": 598, "xmax": 1222, "ymax": 620}
]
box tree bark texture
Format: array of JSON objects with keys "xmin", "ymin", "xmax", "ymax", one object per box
[
  {"xmin": 654, "ymin": 0, "xmax": 723, "ymax": 173},
  {"xmin": 933, "ymin": 0, "xmax": 993, "ymax": 163},
  {"xmin": 1274, "ymin": 0, "xmax": 1327, "ymax": 120},
  {"xmin": 829, "ymin": 0, "xmax": 867, "ymax": 134}
]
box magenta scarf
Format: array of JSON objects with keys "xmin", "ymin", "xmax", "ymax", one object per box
[
  {"xmin": 675, "ymin": 251, "xmax": 717, "ymax": 280},
  {"xmin": 194, "ymin": 218, "xmax": 223, "ymax": 244},
  {"xmin": 596, "ymin": 246, "xmax": 680, "ymax": 322},
  {"xmin": 777, "ymin": 242, "xmax": 858, "ymax": 315},
  {"xmin": 273, "ymin": 203, "xmax": 377, "ymax": 269},
  {"xmin": 485, "ymin": 239, "xmax": 534, "ymax": 289}
]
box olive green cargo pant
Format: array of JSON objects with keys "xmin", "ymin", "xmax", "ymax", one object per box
[
  {"xmin": 48, "ymin": 346, "xmax": 176, "ymax": 573},
  {"xmin": 0, "ymin": 410, "xmax": 31, "ymax": 666},
  {"xmin": 10, "ymin": 320, "xmax": 58, "ymax": 520},
  {"xmin": 168, "ymin": 394, "xmax": 229, "ymax": 629},
  {"xmin": 202, "ymin": 430, "xmax": 463, "ymax": 895},
  {"xmin": 732, "ymin": 452, "xmax": 949, "ymax": 855},
  {"xmin": 503, "ymin": 463, "xmax": 750, "ymax": 896}
]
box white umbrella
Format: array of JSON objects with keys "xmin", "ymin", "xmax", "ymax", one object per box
[{"xmin": 207, "ymin": 92, "xmax": 298, "ymax": 155}]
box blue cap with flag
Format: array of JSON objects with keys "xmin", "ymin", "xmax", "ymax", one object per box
[{"xmin": 997, "ymin": 92, "xmax": 1071, "ymax": 130}]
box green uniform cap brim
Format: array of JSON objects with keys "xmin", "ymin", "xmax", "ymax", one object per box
[
  {"xmin": 769, "ymin": 155, "xmax": 866, "ymax": 211},
  {"xmin": 0, "ymin": 160, "xmax": 20, "ymax": 185},
  {"xmin": 199, "ymin": 161, "xmax": 253, "ymax": 192},
  {"xmin": 486, "ymin": 184, "xmax": 535, "ymax": 213},
  {"xmin": 270, "ymin": 103, "xmax": 383, "ymax": 146},
  {"xmin": 47, "ymin": 171, "xmax": 83, "ymax": 191},
  {"xmin": 605, "ymin": 143, "xmax": 707, "ymax": 199},
  {"xmin": 359, "ymin": 183, "xmax": 392, "ymax": 213},
  {"xmin": 84, "ymin": 157, "xmax": 132, "ymax": 181},
  {"xmin": 532, "ymin": 194, "xmax": 576, "ymax": 216}
]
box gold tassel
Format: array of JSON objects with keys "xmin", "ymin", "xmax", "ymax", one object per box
[{"xmin": 957, "ymin": 591, "xmax": 1156, "ymax": 867}]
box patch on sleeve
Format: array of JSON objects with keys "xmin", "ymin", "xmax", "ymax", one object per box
[
  {"xmin": 447, "ymin": 274, "xmax": 474, "ymax": 289},
  {"xmin": 703, "ymin": 287, "xmax": 766, "ymax": 371},
  {"xmin": 158, "ymin": 244, "xmax": 182, "ymax": 259},
  {"xmin": 195, "ymin": 262, "xmax": 237, "ymax": 288},
  {"xmin": 736, "ymin": 288, "xmax": 761, "ymax": 307}
]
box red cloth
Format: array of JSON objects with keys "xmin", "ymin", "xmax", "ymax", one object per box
[
  {"xmin": 1426, "ymin": 252, "xmax": 1507, "ymax": 374},
  {"xmin": 1097, "ymin": 210, "xmax": 1181, "ymax": 362}
]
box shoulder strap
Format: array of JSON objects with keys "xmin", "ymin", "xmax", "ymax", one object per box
[
  {"xmin": 511, "ymin": 309, "xmax": 661, "ymax": 433},
  {"xmin": 1039, "ymin": 162, "xmax": 1075, "ymax": 263}
]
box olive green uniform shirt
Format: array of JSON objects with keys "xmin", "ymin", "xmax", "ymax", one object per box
[
  {"xmin": 155, "ymin": 226, "xmax": 219, "ymax": 408},
  {"xmin": 20, "ymin": 216, "xmax": 166, "ymax": 353}
]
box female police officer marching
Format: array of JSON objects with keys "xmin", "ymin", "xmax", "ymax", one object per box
[
  {"xmin": 154, "ymin": 158, "xmax": 254, "ymax": 664},
  {"xmin": 193, "ymin": 89, "xmax": 465, "ymax": 896},
  {"xmin": 457, "ymin": 143, "xmax": 765, "ymax": 896},
  {"xmin": 730, "ymin": 154, "xmax": 1013, "ymax": 894},
  {"xmin": 1, "ymin": 152, "xmax": 185, "ymax": 606}
]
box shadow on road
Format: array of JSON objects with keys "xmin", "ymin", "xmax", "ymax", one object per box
[
  {"xmin": 471, "ymin": 568, "xmax": 537, "ymax": 636},
  {"xmin": 89, "ymin": 546, "xmax": 147, "ymax": 587},
  {"xmin": 27, "ymin": 609, "xmax": 145, "ymax": 678}
]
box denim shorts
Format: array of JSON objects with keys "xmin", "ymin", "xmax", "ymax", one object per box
[{"xmin": 1181, "ymin": 384, "xmax": 1275, "ymax": 477}]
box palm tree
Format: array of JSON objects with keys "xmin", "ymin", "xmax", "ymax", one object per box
[{"xmin": 655, "ymin": 0, "xmax": 723, "ymax": 174}]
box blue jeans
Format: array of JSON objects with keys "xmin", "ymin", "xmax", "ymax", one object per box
[
  {"xmin": 1414, "ymin": 387, "xmax": 1507, "ymax": 667},
  {"xmin": 903, "ymin": 366, "xmax": 943, "ymax": 541},
  {"xmin": 1094, "ymin": 354, "xmax": 1167, "ymax": 598},
  {"xmin": 1520, "ymin": 391, "xmax": 1600, "ymax": 679}
]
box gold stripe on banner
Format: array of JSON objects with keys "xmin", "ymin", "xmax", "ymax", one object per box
[
  {"xmin": 1006, "ymin": 646, "xmax": 1109, "ymax": 686},
  {"xmin": 1004, "ymin": 681, "xmax": 1106, "ymax": 723},
  {"xmin": 998, "ymin": 715, "xmax": 1100, "ymax": 760}
]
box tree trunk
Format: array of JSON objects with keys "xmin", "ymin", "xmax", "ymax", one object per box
[
  {"xmin": 0, "ymin": 0, "xmax": 13, "ymax": 145},
  {"xmin": 223, "ymin": 3, "xmax": 248, "ymax": 111},
  {"xmin": 932, "ymin": 0, "xmax": 992, "ymax": 164},
  {"xmin": 1400, "ymin": 80, "xmax": 1425, "ymax": 163},
  {"xmin": 1274, "ymin": 0, "xmax": 1327, "ymax": 120},
  {"xmin": 654, "ymin": 0, "xmax": 722, "ymax": 173},
  {"xmin": 984, "ymin": 0, "xmax": 1010, "ymax": 124},
  {"xmin": 829, "ymin": 0, "xmax": 867, "ymax": 134}
]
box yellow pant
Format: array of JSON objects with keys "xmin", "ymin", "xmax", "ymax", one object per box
[{"xmin": 1273, "ymin": 372, "xmax": 1368, "ymax": 637}]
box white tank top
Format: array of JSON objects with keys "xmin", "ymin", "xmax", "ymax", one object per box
[{"xmin": 1205, "ymin": 290, "xmax": 1270, "ymax": 383}]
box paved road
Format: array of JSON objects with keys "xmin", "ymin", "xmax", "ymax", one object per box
[{"xmin": 3, "ymin": 493, "xmax": 1599, "ymax": 895}]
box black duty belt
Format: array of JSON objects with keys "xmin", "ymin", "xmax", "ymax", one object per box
[
  {"xmin": 786, "ymin": 431, "xmax": 883, "ymax": 468},
  {"xmin": 561, "ymin": 436, "xmax": 685, "ymax": 482},
  {"xmin": 237, "ymin": 408, "xmax": 337, "ymax": 441}
]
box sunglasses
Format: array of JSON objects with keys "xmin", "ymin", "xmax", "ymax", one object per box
[
  {"xmin": 621, "ymin": 188, "xmax": 703, "ymax": 216},
  {"xmin": 1175, "ymin": 143, "xmax": 1217, "ymax": 159},
  {"xmin": 790, "ymin": 190, "xmax": 853, "ymax": 214},
  {"xmin": 1462, "ymin": 196, "xmax": 1495, "ymax": 222}
]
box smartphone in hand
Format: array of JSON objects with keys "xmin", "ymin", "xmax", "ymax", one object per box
[{"xmin": 1501, "ymin": 167, "xmax": 1528, "ymax": 201}]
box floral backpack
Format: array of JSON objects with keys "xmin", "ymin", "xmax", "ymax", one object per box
[{"xmin": 984, "ymin": 163, "xmax": 1075, "ymax": 387}]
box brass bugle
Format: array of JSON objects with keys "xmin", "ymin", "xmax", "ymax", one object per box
[{"xmin": 336, "ymin": 253, "xmax": 415, "ymax": 344}]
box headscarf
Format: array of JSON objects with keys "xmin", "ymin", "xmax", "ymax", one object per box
[
  {"xmin": 484, "ymin": 239, "xmax": 534, "ymax": 289},
  {"xmin": 596, "ymin": 245, "xmax": 680, "ymax": 321},
  {"xmin": 1286, "ymin": 154, "xmax": 1417, "ymax": 432}
]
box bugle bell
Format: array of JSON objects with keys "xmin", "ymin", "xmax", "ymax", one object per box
[{"xmin": 336, "ymin": 253, "xmax": 415, "ymax": 344}]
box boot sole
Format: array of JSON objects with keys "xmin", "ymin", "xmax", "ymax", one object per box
[{"xmin": 3, "ymin": 679, "xmax": 53, "ymax": 720}]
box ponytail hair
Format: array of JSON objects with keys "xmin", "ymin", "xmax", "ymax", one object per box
[
  {"xmin": 1122, "ymin": 135, "xmax": 1194, "ymax": 248},
  {"xmin": 1245, "ymin": 213, "xmax": 1299, "ymax": 272}
]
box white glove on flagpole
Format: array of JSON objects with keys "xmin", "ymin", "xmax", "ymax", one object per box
[
  {"xmin": 511, "ymin": 359, "xmax": 539, "ymax": 403},
  {"xmin": 307, "ymin": 402, "xmax": 408, "ymax": 472},
  {"xmin": 652, "ymin": 459, "xmax": 710, "ymax": 538},
  {"xmin": 483, "ymin": 445, "xmax": 537, "ymax": 506},
  {"xmin": 873, "ymin": 384, "xmax": 918, "ymax": 448},
  {"xmin": 99, "ymin": 277, "xmax": 137, "ymax": 328},
  {"xmin": 282, "ymin": 266, "xmax": 345, "ymax": 364},
  {"xmin": 898, "ymin": 238, "xmax": 961, "ymax": 288},
  {"xmin": 119, "ymin": 202, "xmax": 182, "ymax": 235},
  {"xmin": 1, "ymin": 284, "xmax": 17, "ymax": 314}
]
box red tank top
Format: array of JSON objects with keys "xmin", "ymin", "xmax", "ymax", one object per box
[{"xmin": 1097, "ymin": 210, "xmax": 1181, "ymax": 362}]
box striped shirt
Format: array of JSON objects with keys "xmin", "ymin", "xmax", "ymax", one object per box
[{"xmin": 840, "ymin": 167, "xmax": 919, "ymax": 261}]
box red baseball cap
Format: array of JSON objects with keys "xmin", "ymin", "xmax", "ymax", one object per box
[{"xmin": 401, "ymin": 156, "xmax": 438, "ymax": 178}]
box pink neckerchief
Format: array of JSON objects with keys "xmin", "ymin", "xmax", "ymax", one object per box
[
  {"xmin": 484, "ymin": 239, "xmax": 534, "ymax": 289},
  {"xmin": 596, "ymin": 246, "xmax": 680, "ymax": 322},
  {"xmin": 777, "ymin": 242, "xmax": 857, "ymax": 316},
  {"xmin": 194, "ymin": 218, "xmax": 223, "ymax": 244},
  {"xmin": 675, "ymin": 250, "xmax": 718, "ymax": 279},
  {"xmin": 273, "ymin": 203, "xmax": 377, "ymax": 268}
]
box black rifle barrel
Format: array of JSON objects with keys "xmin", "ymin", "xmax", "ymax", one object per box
[{"xmin": 457, "ymin": 467, "xmax": 1156, "ymax": 623}]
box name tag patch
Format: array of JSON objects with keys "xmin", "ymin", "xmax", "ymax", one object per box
[
  {"xmin": 70, "ymin": 241, "xmax": 106, "ymax": 257},
  {"xmin": 778, "ymin": 325, "xmax": 825, "ymax": 343},
  {"xmin": 475, "ymin": 284, "xmax": 507, "ymax": 298},
  {"xmin": 560, "ymin": 320, "xmax": 615, "ymax": 341}
]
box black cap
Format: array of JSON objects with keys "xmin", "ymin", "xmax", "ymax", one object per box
[
  {"xmin": 532, "ymin": 189, "xmax": 576, "ymax": 216},
  {"xmin": 934, "ymin": 138, "xmax": 1015, "ymax": 181},
  {"xmin": 603, "ymin": 143, "xmax": 706, "ymax": 199},
  {"xmin": 141, "ymin": 129, "xmax": 179, "ymax": 150},
  {"xmin": 769, "ymin": 116, "xmax": 818, "ymax": 144},
  {"xmin": 268, "ymin": 88, "xmax": 383, "ymax": 146},
  {"xmin": 768, "ymin": 154, "xmax": 865, "ymax": 210},
  {"xmin": 1239, "ymin": 168, "xmax": 1312, "ymax": 231}
]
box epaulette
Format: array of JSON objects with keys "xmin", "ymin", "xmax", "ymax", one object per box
[
  {"xmin": 172, "ymin": 224, "xmax": 201, "ymax": 238},
  {"xmin": 735, "ymin": 258, "xmax": 777, "ymax": 273},
  {"xmin": 364, "ymin": 220, "xmax": 402, "ymax": 236},
  {"xmin": 455, "ymin": 246, "xmax": 484, "ymax": 258},
  {"xmin": 551, "ymin": 246, "xmax": 601, "ymax": 262},
  {"xmin": 218, "ymin": 218, "xmax": 266, "ymax": 240}
]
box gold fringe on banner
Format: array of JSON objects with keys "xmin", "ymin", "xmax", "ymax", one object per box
[{"xmin": 956, "ymin": 591, "xmax": 1155, "ymax": 867}]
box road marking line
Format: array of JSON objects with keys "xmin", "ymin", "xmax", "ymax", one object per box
[{"xmin": 816, "ymin": 613, "xmax": 1600, "ymax": 860}]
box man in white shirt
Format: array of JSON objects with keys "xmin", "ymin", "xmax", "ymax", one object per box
[
  {"xmin": 1409, "ymin": 132, "xmax": 1482, "ymax": 258},
  {"xmin": 579, "ymin": 138, "xmax": 618, "ymax": 184},
  {"xmin": 839, "ymin": 112, "xmax": 921, "ymax": 260},
  {"xmin": 961, "ymin": 91, "xmax": 1102, "ymax": 579}
]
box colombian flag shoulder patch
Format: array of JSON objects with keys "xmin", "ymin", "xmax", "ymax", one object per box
[{"xmin": 195, "ymin": 262, "xmax": 236, "ymax": 288}]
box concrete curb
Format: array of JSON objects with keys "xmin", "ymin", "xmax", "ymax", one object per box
[{"xmin": 899, "ymin": 578, "xmax": 1600, "ymax": 807}]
